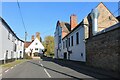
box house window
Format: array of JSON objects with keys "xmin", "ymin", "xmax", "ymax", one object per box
[
  {"xmin": 6, "ymin": 50, "xmax": 8, "ymax": 60},
  {"xmin": 20, "ymin": 51, "xmax": 22, "ymax": 53},
  {"xmin": 71, "ymin": 36, "xmax": 73, "ymax": 46},
  {"xmin": 35, "ymin": 48, "xmax": 38, "ymax": 51},
  {"xmin": 68, "ymin": 38, "xmax": 70, "ymax": 47},
  {"xmin": 59, "ymin": 35, "xmax": 61, "ymax": 43},
  {"xmin": 12, "ymin": 35, "xmax": 14, "ymax": 42},
  {"xmin": 66, "ymin": 40, "xmax": 67, "ymax": 48},
  {"xmin": 8, "ymin": 31, "xmax": 10, "ymax": 40},
  {"xmin": 76, "ymin": 32, "xmax": 79, "ymax": 45},
  {"xmin": 35, "ymin": 43, "xmax": 38, "ymax": 45},
  {"xmin": 81, "ymin": 53, "xmax": 83, "ymax": 57},
  {"xmin": 14, "ymin": 44, "xmax": 17, "ymax": 51}
]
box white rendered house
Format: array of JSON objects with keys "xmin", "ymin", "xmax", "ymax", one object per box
[
  {"xmin": 25, "ymin": 37, "xmax": 44, "ymax": 58},
  {"xmin": 0, "ymin": 17, "xmax": 24, "ymax": 64}
]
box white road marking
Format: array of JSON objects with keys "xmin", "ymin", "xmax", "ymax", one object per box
[
  {"xmin": 44, "ymin": 68, "xmax": 51, "ymax": 78},
  {"xmin": 40, "ymin": 64, "xmax": 43, "ymax": 67},
  {"xmin": 5, "ymin": 69, "xmax": 9, "ymax": 73},
  {"xmin": 11, "ymin": 67, "xmax": 14, "ymax": 69},
  {"xmin": 39, "ymin": 61, "xmax": 51, "ymax": 78},
  {"xmin": 0, "ymin": 74, "xmax": 2, "ymax": 76}
]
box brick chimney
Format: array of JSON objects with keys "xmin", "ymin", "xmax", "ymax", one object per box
[
  {"xmin": 70, "ymin": 14, "xmax": 77, "ymax": 30},
  {"xmin": 36, "ymin": 32, "xmax": 40, "ymax": 41},
  {"xmin": 31, "ymin": 35, "xmax": 35, "ymax": 42}
]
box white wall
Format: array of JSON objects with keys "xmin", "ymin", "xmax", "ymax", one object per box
[
  {"xmin": 0, "ymin": 20, "xmax": 3, "ymax": 61},
  {"xmin": 54, "ymin": 25, "xmax": 62, "ymax": 58},
  {"xmin": 62, "ymin": 25, "xmax": 86, "ymax": 62},
  {"xmin": 17, "ymin": 40, "xmax": 24, "ymax": 59},
  {"xmin": 0, "ymin": 19, "xmax": 24, "ymax": 62},
  {"xmin": 2, "ymin": 23, "xmax": 14, "ymax": 60}
]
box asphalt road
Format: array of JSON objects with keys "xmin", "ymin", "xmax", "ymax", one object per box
[{"xmin": 2, "ymin": 58, "xmax": 115, "ymax": 80}]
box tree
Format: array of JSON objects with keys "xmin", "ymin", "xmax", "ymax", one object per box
[{"xmin": 42, "ymin": 36, "xmax": 54, "ymax": 57}]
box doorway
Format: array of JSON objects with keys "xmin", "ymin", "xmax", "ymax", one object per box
[{"xmin": 64, "ymin": 52, "xmax": 67, "ymax": 59}]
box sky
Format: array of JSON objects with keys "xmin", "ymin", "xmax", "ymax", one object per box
[{"xmin": 1, "ymin": 2, "xmax": 119, "ymax": 41}]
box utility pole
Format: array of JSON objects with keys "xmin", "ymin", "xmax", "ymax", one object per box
[
  {"xmin": 118, "ymin": 1, "xmax": 120, "ymax": 16},
  {"xmin": 24, "ymin": 32, "xmax": 27, "ymax": 58}
]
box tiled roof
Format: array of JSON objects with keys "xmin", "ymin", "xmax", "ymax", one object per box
[
  {"xmin": 24, "ymin": 42, "xmax": 32, "ymax": 48},
  {"xmin": 0, "ymin": 17, "xmax": 24, "ymax": 42},
  {"xmin": 59, "ymin": 22, "xmax": 70, "ymax": 33}
]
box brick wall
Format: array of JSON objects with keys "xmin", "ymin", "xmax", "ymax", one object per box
[
  {"xmin": 86, "ymin": 23, "xmax": 120, "ymax": 72},
  {"xmin": 83, "ymin": 3, "xmax": 118, "ymax": 39}
]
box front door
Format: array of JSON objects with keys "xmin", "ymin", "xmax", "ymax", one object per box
[{"xmin": 64, "ymin": 52, "xmax": 67, "ymax": 59}]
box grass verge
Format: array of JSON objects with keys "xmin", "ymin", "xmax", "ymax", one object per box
[{"xmin": 1, "ymin": 59, "xmax": 28, "ymax": 68}]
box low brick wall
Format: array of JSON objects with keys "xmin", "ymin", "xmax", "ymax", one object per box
[{"xmin": 86, "ymin": 25, "xmax": 120, "ymax": 72}]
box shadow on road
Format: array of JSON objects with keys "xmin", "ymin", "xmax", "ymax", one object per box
[
  {"xmin": 27, "ymin": 60, "xmax": 82, "ymax": 80},
  {"xmin": 41, "ymin": 57, "xmax": 118, "ymax": 80}
]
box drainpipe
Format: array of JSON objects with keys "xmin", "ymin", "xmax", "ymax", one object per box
[{"xmin": 90, "ymin": 8, "xmax": 100, "ymax": 35}]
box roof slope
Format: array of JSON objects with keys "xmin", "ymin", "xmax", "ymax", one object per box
[
  {"xmin": 0, "ymin": 17, "xmax": 24, "ymax": 42},
  {"xmin": 60, "ymin": 22, "xmax": 70, "ymax": 33},
  {"xmin": 25, "ymin": 42, "xmax": 32, "ymax": 48}
]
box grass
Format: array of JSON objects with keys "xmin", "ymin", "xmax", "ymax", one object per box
[{"xmin": 1, "ymin": 59, "xmax": 28, "ymax": 68}]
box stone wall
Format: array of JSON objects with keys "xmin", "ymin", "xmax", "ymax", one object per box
[{"xmin": 86, "ymin": 23, "xmax": 120, "ymax": 72}]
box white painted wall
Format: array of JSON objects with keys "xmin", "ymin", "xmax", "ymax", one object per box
[
  {"xmin": 0, "ymin": 18, "xmax": 24, "ymax": 62},
  {"xmin": 60, "ymin": 25, "xmax": 86, "ymax": 62},
  {"xmin": 67, "ymin": 26, "xmax": 86, "ymax": 62},
  {"xmin": 54, "ymin": 25, "xmax": 62, "ymax": 58},
  {"xmin": 2, "ymin": 23, "xmax": 14, "ymax": 60},
  {"xmin": 0, "ymin": 19, "xmax": 3, "ymax": 61},
  {"xmin": 17, "ymin": 40, "xmax": 24, "ymax": 59}
]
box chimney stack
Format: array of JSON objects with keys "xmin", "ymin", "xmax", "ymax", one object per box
[
  {"xmin": 36, "ymin": 32, "xmax": 40, "ymax": 41},
  {"xmin": 70, "ymin": 14, "xmax": 77, "ymax": 30},
  {"xmin": 90, "ymin": 8, "xmax": 100, "ymax": 35},
  {"xmin": 31, "ymin": 35, "xmax": 35, "ymax": 42}
]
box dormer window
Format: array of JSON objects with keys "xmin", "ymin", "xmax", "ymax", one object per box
[
  {"xmin": 35, "ymin": 48, "xmax": 38, "ymax": 51},
  {"xmin": 35, "ymin": 43, "xmax": 38, "ymax": 45}
]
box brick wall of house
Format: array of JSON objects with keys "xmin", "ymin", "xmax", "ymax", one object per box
[
  {"xmin": 86, "ymin": 24, "xmax": 120, "ymax": 72},
  {"xmin": 83, "ymin": 3, "xmax": 118, "ymax": 39}
]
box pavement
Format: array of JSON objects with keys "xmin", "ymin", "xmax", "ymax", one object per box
[{"xmin": 1, "ymin": 57, "xmax": 119, "ymax": 80}]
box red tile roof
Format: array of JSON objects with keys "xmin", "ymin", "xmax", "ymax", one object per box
[{"xmin": 24, "ymin": 42, "xmax": 32, "ymax": 48}]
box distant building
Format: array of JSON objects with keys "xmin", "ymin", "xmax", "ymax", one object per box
[
  {"xmin": 0, "ymin": 17, "xmax": 24, "ymax": 64},
  {"xmin": 54, "ymin": 2, "xmax": 118, "ymax": 62},
  {"xmin": 25, "ymin": 32, "xmax": 44, "ymax": 58}
]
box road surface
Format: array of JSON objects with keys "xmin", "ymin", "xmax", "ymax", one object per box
[{"xmin": 2, "ymin": 58, "xmax": 115, "ymax": 80}]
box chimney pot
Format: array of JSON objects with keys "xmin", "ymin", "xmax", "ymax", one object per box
[
  {"xmin": 36, "ymin": 32, "xmax": 40, "ymax": 41},
  {"xmin": 31, "ymin": 35, "xmax": 34, "ymax": 42},
  {"xmin": 70, "ymin": 14, "xmax": 77, "ymax": 30},
  {"xmin": 90, "ymin": 8, "xmax": 100, "ymax": 35}
]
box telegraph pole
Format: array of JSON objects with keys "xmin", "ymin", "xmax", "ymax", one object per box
[
  {"xmin": 24, "ymin": 32, "xmax": 27, "ymax": 58},
  {"xmin": 118, "ymin": 1, "xmax": 120, "ymax": 16}
]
